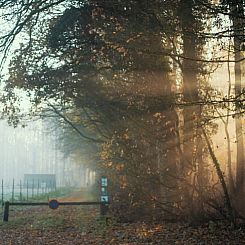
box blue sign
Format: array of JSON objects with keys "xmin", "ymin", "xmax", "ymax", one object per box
[
  {"xmin": 101, "ymin": 196, "xmax": 109, "ymax": 202},
  {"xmin": 100, "ymin": 177, "xmax": 108, "ymax": 203},
  {"xmin": 49, "ymin": 199, "xmax": 59, "ymax": 209},
  {"xmin": 101, "ymin": 177, "xmax": 108, "ymax": 187},
  {"xmin": 101, "ymin": 187, "xmax": 108, "ymax": 195}
]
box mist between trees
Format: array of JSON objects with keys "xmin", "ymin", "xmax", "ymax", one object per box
[{"xmin": 0, "ymin": 0, "xmax": 244, "ymax": 226}]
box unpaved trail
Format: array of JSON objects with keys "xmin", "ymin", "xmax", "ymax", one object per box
[{"xmin": 57, "ymin": 190, "xmax": 86, "ymax": 202}]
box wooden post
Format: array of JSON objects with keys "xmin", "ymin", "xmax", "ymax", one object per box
[
  {"xmin": 32, "ymin": 179, "xmax": 34, "ymax": 198},
  {"xmin": 27, "ymin": 180, "xmax": 29, "ymax": 201},
  {"xmin": 54, "ymin": 180, "xmax": 56, "ymax": 191},
  {"xmin": 20, "ymin": 180, "xmax": 22, "ymax": 201},
  {"xmin": 1, "ymin": 179, "xmax": 3, "ymax": 207},
  {"xmin": 100, "ymin": 203, "xmax": 108, "ymax": 216},
  {"xmin": 3, "ymin": 201, "xmax": 9, "ymax": 222},
  {"xmin": 100, "ymin": 177, "xmax": 109, "ymax": 216},
  {"xmin": 37, "ymin": 179, "xmax": 39, "ymax": 196},
  {"xmin": 12, "ymin": 179, "xmax": 14, "ymax": 202}
]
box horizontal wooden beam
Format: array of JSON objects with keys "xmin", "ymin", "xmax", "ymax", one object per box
[
  {"xmin": 9, "ymin": 202, "xmax": 47, "ymax": 206},
  {"xmin": 9, "ymin": 201, "xmax": 109, "ymax": 206}
]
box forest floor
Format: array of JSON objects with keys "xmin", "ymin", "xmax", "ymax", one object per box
[{"xmin": 0, "ymin": 190, "xmax": 244, "ymax": 245}]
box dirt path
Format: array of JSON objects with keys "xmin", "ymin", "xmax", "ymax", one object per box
[{"xmin": 57, "ymin": 190, "xmax": 85, "ymax": 202}]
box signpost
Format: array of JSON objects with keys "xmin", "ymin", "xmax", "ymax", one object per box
[
  {"xmin": 100, "ymin": 177, "xmax": 108, "ymax": 202},
  {"xmin": 100, "ymin": 177, "xmax": 109, "ymax": 215}
]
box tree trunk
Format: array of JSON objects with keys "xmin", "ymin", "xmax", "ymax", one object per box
[
  {"xmin": 178, "ymin": 0, "xmax": 200, "ymax": 220},
  {"xmin": 202, "ymin": 129, "xmax": 236, "ymax": 226},
  {"xmin": 229, "ymin": 0, "xmax": 245, "ymax": 214}
]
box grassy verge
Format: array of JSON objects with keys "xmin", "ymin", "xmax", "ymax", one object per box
[{"xmin": 29, "ymin": 186, "xmax": 76, "ymax": 201}]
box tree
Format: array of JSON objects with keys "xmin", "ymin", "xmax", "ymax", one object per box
[
  {"xmin": 1, "ymin": 0, "xmax": 245, "ymax": 222},
  {"xmin": 177, "ymin": 0, "xmax": 209, "ymax": 220},
  {"xmin": 228, "ymin": 0, "xmax": 245, "ymax": 214},
  {"xmin": 3, "ymin": 1, "xmax": 181, "ymax": 219}
]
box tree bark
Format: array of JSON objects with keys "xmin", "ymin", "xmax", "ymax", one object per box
[
  {"xmin": 229, "ymin": 0, "xmax": 245, "ymax": 213},
  {"xmin": 202, "ymin": 129, "xmax": 236, "ymax": 225},
  {"xmin": 178, "ymin": 0, "xmax": 200, "ymax": 219}
]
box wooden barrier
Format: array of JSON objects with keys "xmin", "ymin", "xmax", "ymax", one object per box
[
  {"xmin": 3, "ymin": 201, "xmax": 9, "ymax": 222},
  {"xmin": 3, "ymin": 201, "xmax": 109, "ymax": 222}
]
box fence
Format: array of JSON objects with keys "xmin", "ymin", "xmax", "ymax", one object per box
[{"xmin": 0, "ymin": 178, "xmax": 56, "ymax": 206}]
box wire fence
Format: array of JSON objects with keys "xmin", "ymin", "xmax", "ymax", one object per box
[{"xmin": 0, "ymin": 179, "xmax": 56, "ymax": 207}]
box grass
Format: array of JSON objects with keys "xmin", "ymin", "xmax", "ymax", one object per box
[
  {"xmin": 29, "ymin": 186, "xmax": 75, "ymax": 201},
  {"xmin": 1, "ymin": 186, "xmax": 76, "ymax": 203}
]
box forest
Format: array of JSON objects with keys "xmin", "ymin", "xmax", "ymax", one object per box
[{"xmin": 0, "ymin": 0, "xmax": 244, "ymax": 243}]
